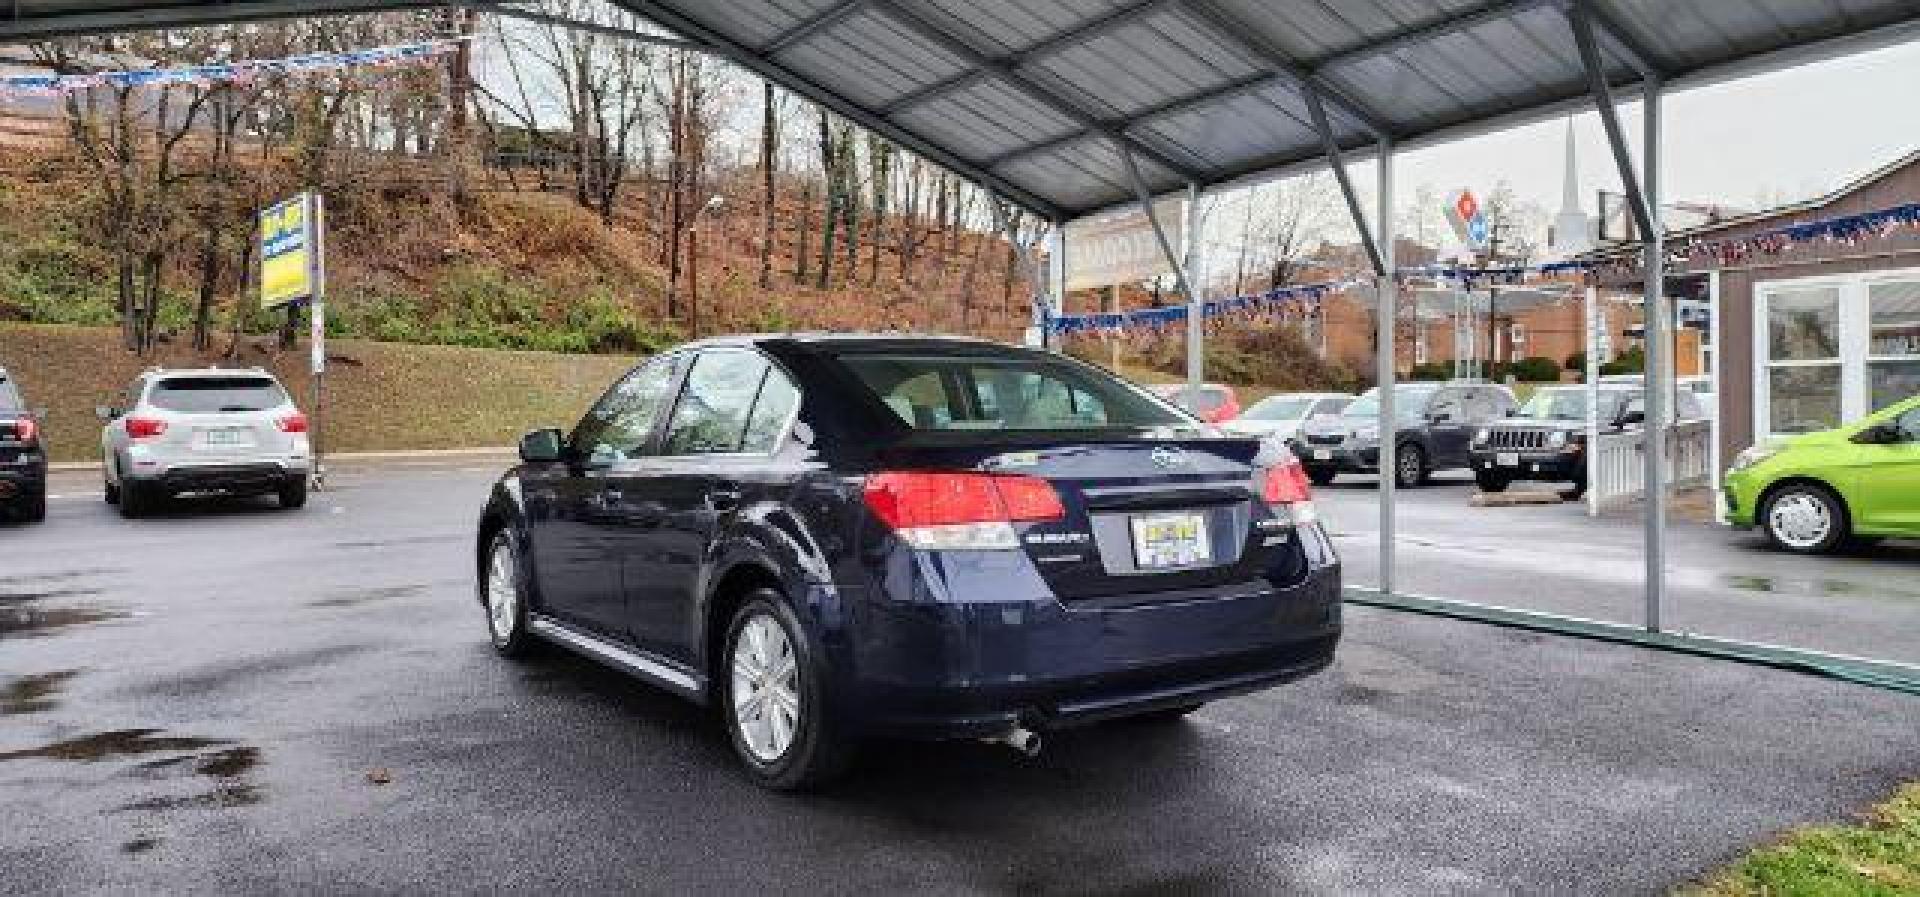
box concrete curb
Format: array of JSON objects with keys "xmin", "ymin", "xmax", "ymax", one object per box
[{"xmin": 49, "ymin": 446, "xmax": 514, "ymax": 472}]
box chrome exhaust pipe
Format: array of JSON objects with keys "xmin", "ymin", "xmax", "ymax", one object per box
[{"xmin": 984, "ymin": 726, "xmax": 1042, "ymax": 758}]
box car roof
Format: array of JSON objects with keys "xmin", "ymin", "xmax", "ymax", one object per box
[
  {"xmin": 140, "ymin": 367, "xmax": 279, "ymax": 379},
  {"xmin": 684, "ymin": 332, "xmax": 1006, "ymax": 352}
]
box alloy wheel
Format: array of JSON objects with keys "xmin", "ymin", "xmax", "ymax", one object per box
[
  {"xmin": 1767, "ymin": 491, "xmax": 1832, "ymax": 549},
  {"xmin": 1396, "ymin": 448, "xmax": 1422, "ymax": 487},
  {"xmin": 485, "ymin": 537, "xmax": 520, "ymax": 644},
  {"xmin": 731, "ymin": 614, "xmax": 801, "ymax": 763}
]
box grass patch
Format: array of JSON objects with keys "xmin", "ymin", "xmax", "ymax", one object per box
[
  {"xmin": 1684, "ymin": 783, "xmax": 1920, "ymax": 896},
  {"xmin": 0, "ymin": 323, "xmax": 636, "ymax": 461}
]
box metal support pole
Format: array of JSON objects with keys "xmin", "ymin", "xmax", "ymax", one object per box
[
  {"xmin": 1044, "ymin": 223, "xmax": 1067, "ymax": 348},
  {"xmin": 1571, "ymin": 0, "xmax": 1665, "ymax": 630},
  {"xmin": 1116, "ymin": 145, "xmax": 1206, "ymax": 384},
  {"xmin": 1183, "ymin": 182, "xmax": 1204, "ymax": 399},
  {"xmin": 1376, "ymin": 139, "xmax": 1397, "ymax": 595},
  {"xmin": 987, "ymin": 194, "xmax": 1048, "ymax": 347},
  {"xmin": 1585, "ymin": 285, "xmax": 1602, "ymax": 517},
  {"xmin": 1641, "ymin": 82, "xmax": 1667, "ymax": 631}
]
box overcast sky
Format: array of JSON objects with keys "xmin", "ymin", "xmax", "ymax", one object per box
[{"xmin": 1324, "ymin": 38, "xmax": 1920, "ymax": 244}]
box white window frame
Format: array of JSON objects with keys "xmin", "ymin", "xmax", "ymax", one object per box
[{"xmin": 1753, "ymin": 265, "xmax": 1920, "ymax": 439}]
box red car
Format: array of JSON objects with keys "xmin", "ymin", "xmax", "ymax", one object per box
[{"xmin": 1149, "ymin": 383, "xmax": 1242, "ymax": 424}]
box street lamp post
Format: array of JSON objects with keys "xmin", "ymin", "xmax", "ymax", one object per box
[{"xmin": 686, "ymin": 194, "xmax": 725, "ymax": 338}]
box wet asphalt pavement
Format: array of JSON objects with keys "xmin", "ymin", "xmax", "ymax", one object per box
[{"xmin": 2, "ymin": 459, "xmax": 1916, "ymax": 895}]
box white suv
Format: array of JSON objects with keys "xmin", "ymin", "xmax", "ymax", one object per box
[{"xmin": 99, "ymin": 368, "xmax": 311, "ymax": 517}]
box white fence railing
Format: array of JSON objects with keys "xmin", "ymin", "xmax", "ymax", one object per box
[{"xmin": 1587, "ymin": 421, "xmax": 1713, "ymax": 515}]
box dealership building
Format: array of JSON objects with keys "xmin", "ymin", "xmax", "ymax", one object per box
[{"xmin": 1586, "ymin": 148, "xmax": 1920, "ymax": 474}]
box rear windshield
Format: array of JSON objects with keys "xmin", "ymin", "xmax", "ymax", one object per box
[
  {"xmin": 1344, "ymin": 385, "xmax": 1440, "ymax": 420},
  {"xmin": 148, "ymin": 376, "xmax": 289, "ymax": 413},
  {"xmin": 1518, "ymin": 389, "xmax": 1629, "ymax": 421},
  {"xmin": 0, "ymin": 374, "xmax": 21, "ymax": 412},
  {"xmin": 833, "ymin": 353, "xmax": 1187, "ymax": 431},
  {"xmin": 1242, "ymin": 396, "xmax": 1315, "ymax": 421},
  {"xmin": 1162, "ymin": 386, "xmax": 1229, "ymax": 412}
]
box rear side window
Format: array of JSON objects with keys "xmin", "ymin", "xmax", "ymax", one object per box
[
  {"xmin": 663, "ymin": 351, "xmax": 774, "ymax": 455},
  {"xmin": 146, "ymin": 376, "xmax": 288, "ymax": 413},
  {"xmin": 0, "ymin": 374, "xmax": 22, "ymax": 412},
  {"xmin": 834, "ymin": 353, "xmax": 1184, "ymax": 431}
]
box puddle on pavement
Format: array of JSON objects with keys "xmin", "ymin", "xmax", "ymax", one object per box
[
  {"xmin": 0, "ymin": 587, "xmax": 103, "ymax": 604},
  {"xmin": 0, "ymin": 729, "xmax": 230, "ymax": 763},
  {"xmin": 194, "ymin": 746, "xmax": 260, "ymax": 778},
  {"xmin": 1, "ymin": 603, "xmax": 129, "ymax": 638},
  {"xmin": 1721, "ymin": 573, "xmax": 1920, "ymax": 601},
  {"xmin": 1, "ymin": 670, "xmax": 81, "ymax": 714},
  {"xmin": 119, "ymin": 783, "xmax": 263, "ymax": 812},
  {"xmin": 7, "ymin": 568, "xmax": 121, "ymax": 585},
  {"xmin": 308, "ymin": 584, "xmax": 426, "ymax": 608},
  {"xmin": 330, "ymin": 533, "xmax": 464, "ymax": 550}
]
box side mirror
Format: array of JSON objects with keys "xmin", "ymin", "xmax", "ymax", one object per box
[
  {"xmin": 1618, "ymin": 410, "xmax": 1646, "ymax": 426},
  {"xmin": 518, "ymin": 428, "xmax": 565, "ymax": 463},
  {"xmin": 1428, "ymin": 412, "xmax": 1453, "ymax": 424},
  {"xmin": 1851, "ymin": 423, "xmax": 1903, "ymax": 445},
  {"xmin": 95, "ymin": 405, "xmax": 121, "ymax": 422}
]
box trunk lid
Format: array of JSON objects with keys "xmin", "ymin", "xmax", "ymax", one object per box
[{"xmin": 877, "ymin": 432, "xmax": 1307, "ymax": 600}]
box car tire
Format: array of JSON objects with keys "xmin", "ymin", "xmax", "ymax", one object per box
[
  {"xmin": 1559, "ymin": 476, "xmax": 1588, "ymax": 502},
  {"xmin": 723, "ymin": 590, "xmax": 853, "ymax": 791},
  {"xmin": 1474, "ymin": 471, "xmax": 1510, "ymax": 493},
  {"xmin": 1307, "ymin": 467, "xmax": 1337, "ymax": 487},
  {"xmin": 1393, "ymin": 444, "xmax": 1427, "ymax": 489},
  {"xmin": 118, "ymin": 481, "xmax": 153, "ymax": 519},
  {"xmin": 20, "ymin": 491, "xmax": 45, "ymax": 523},
  {"xmin": 480, "ymin": 529, "xmax": 538, "ymax": 658},
  {"xmin": 103, "ymin": 477, "xmax": 120, "ymax": 505},
  {"xmin": 1760, "ymin": 483, "xmax": 1848, "ymax": 555},
  {"xmin": 277, "ymin": 477, "xmax": 308, "ymax": 510}
]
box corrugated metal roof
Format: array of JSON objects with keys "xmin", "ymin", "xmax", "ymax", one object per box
[{"xmin": 6, "ymin": 0, "xmax": 1917, "ymax": 220}]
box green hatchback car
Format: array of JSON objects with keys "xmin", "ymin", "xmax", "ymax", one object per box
[{"xmin": 1724, "ymin": 395, "xmax": 1920, "ymax": 553}]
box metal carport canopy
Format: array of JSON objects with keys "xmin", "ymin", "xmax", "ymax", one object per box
[
  {"xmin": 11, "ymin": 0, "xmax": 1920, "ymax": 691},
  {"xmin": 5, "ymin": 0, "xmax": 1918, "ymax": 221}
]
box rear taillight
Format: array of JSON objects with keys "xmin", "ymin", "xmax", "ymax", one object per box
[
  {"xmin": 11, "ymin": 418, "xmax": 35, "ymax": 442},
  {"xmin": 1258, "ymin": 458, "xmax": 1318, "ymax": 524},
  {"xmin": 863, "ymin": 471, "xmax": 1065, "ymax": 550},
  {"xmin": 276, "ymin": 412, "xmax": 309, "ymax": 433},
  {"xmin": 124, "ymin": 417, "xmax": 167, "ymax": 439}
]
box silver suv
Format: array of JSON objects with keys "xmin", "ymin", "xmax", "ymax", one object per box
[{"xmin": 98, "ymin": 368, "xmax": 311, "ymax": 517}]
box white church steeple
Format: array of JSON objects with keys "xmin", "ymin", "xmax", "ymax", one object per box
[{"xmin": 1551, "ymin": 117, "xmax": 1593, "ymax": 256}]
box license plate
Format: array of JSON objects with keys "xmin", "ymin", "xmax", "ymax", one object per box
[
  {"xmin": 204, "ymin": 428, "xmax": 249, "ymax": 446},
  {"xmin": 1130, "ymin": 512, "xmax": 1211, "ymax": 570},
  {"xmin": 1497, "ymin": 452, "xmax": 1519, "ymax": 467},
  {"xmin": 1313, "ymin": 449, "xmax": 1332, "ymax": 461}
]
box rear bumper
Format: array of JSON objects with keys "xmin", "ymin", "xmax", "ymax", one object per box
[
  {"xmin": 139, "ymin": 462, "xmax": 305, "ymax": 493},
  {"xmin": 1300, "ymin": 444, "xmax": 1376, "ymax": 473},
  {"xmin": 0, "ymin": 462, "xmax": 46, "ymax": 501},
  {"xmin": 835, "ymin": 560, "xmax": 1342, "ymax": 739}
]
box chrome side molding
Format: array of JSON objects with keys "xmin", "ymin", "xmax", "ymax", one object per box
[{"xmin": 527, "ymin": 615, "xmax": 704, "ymax": 696}]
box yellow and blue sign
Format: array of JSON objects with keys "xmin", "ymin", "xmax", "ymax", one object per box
[{"xmin": 260, "ymin": 193, "xmax": 322, "ymax": 309}]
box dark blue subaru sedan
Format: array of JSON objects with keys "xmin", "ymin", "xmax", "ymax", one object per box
[{"xmin": 476, "ymin": 335, "xmax": 1340, "ymax": 789}]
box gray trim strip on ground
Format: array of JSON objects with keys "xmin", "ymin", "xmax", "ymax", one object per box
[{"xmin": 1345, "ymin": 587, "xmax": 1920, "ymax": 698}]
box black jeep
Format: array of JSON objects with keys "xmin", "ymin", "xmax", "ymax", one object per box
[
  {"xmin": 0, "ymin": 365, "xmax": 48, "ymax": 523},
  {"xmin": 1469, "ymin": 384, "xmax": 1703, "ymax": 499}
]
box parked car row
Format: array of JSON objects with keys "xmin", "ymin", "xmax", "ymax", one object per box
[
  {"xmin": 0, "ymin": 364, "xmax": 48, "ymax": 523},
  {"xmin": 0, "ymin": 364, "xmax": 311, "ymax": 525}
]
